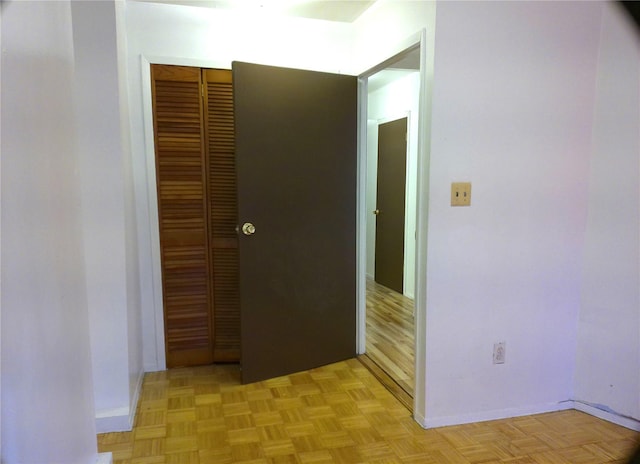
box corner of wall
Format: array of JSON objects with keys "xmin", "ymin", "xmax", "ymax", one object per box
[
  {"xmin": 94, "ymin": 367, "xmax": 144, "ymax": 434},
  {"xmin": 574, "ymin": 0, "xmax": 640, "ymax": 427}
]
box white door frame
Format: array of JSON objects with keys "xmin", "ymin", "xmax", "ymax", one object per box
[
  {"xmin": 356, "ymin": 29, "xmax": 430, "ymax": 424},
  {"xmin": 140, "ymin": 55, "xmax": 232, "ymax": 372}
]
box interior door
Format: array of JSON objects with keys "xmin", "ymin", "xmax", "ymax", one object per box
[
  {"xmin": 374, "ymin": 117, "xmax": 407, "ymax": 294},
  {"xmin": 233, "ymin": 62, "xmax": 357, "ymax": 384}
]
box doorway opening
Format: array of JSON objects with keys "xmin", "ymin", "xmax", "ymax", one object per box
[
  {"xmin": 357, "ymin": 42, "xmax": 423, "ymax": 413},
  {"xmin": 147, "ymin": 60, "xmax": 358, "ymax": 383}
]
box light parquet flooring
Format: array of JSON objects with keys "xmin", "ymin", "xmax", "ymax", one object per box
[
  {"xmin": 98, "ymin": 359, "xmax": 639, "ymax": 464},
  {"xmin": 365, "ymin": 279, "xmax": 415, "ymax": 397}
]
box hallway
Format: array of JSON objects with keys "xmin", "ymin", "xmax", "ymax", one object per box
[{"xmin": 364, "ymin": 279, "xmax": 415, "ymax": 398}]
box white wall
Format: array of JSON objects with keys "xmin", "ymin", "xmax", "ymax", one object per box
[
  {"xmin": 356, "ymin": 0, "xmax": 624, "ymax": 427},
  {"xmin": 1, "ymin": 1, "xmax": 99, "ymax": 462},
  {"xmin": 123, "ymin": 1, "xmax": 355, "ymax": 371},
  {"xmin": 423, "ymin": 1, "xmax": 603, "ymax": 426},
  {"xmin": 575, "ymin": 3, "xmax": 640, "ymax": 426},
  {"xmin": 71, "ymin": 0, "xmax": 143, "ymax": 433},
  {"xmin": 366, "ymin": 71, "xmax": 420, "ymax": 298}
]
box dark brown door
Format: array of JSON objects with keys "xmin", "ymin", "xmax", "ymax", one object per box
[
  {"xmin": 374, "ymin": 117, "xmax": 407, "ymax": 294},
  {"xmin": 233, "ymin": 62, "xmax": 357, "ymax": 384}
]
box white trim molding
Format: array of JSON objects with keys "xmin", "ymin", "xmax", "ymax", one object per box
[
  {"xmin": 574, "ymin": 400, "xmax": 640, "ymax": 431},
  {"xmin": 417, "ymin": 400, "xmax": 640, "ymax": 432},
  {"xmin": 95, "ymin": 407, "xmax": 131, "ymax": 434},
  {"xmin": 357, "ymin": 27, "xmax": 429, "ymax": 427},
  {"xmin": 129, "ymin": 370, "xmax": 144, "ymax": 428},
  {"xmin": 418, "ymin": 401, "xmax": 574, "ymax": 429}
]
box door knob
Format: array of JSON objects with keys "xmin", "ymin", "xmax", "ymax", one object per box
[
  {"xmin": 373, "ymin": 209, "xmax": 380, "ymax": 215},
  {"xmin": 242, "ymin": 222, "xmax": 256, "ymax": 236}
]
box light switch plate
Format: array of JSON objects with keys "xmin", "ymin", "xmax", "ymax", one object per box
[{"xmin": 451, "ymin": 182, "xmax": 472, "ymax": 206}]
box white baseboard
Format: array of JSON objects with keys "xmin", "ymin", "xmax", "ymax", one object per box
[
  {"xmin": 129, "ymin": 370, "xmax": 144, "ymax": 428},
  {"xmin": 414, "ymin": 399, "xmax": 640, "ymax": 432},
  {"xmin": 143, "ymin": 362, "xmax": 164, "ymax": 372},
  {"xmin": 95, "ymin": 369, "xmax": 144, "ymax": 433},
  {"xmin": 414, "ymin": 409, "xmax": 427, "ymax": 428},
  {"xmin": 416, "ymin": 401, "xmax": 573, "ymax": 429},
  {"xmin": 95, "ymin": 407, "xmax": 131, "ymax": 433},
  {"xmin": 574, "ymin": 400, "xmax": 640, "ymax": 431},
  {"xmin": 96, "ymin": 452, "xmax": 113, "ymax": 464}
]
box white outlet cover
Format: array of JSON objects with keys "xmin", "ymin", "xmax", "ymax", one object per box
[{"xmin": 493, "ymin": 342, "xmax": 506, "ymax": 364}]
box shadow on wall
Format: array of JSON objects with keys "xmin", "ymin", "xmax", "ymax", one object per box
[
  {"xmin": 620, "ymin": 3, "xmax": 639, "ymax": 463},
  {"xmin": 620, "ymin": 1, "xmax": 640, "ymax": 31},
  {"xmin": 621, "ymin": 3, "xmax": 639, "ymax": 463}
]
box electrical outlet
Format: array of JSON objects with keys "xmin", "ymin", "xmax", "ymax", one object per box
[
  {"xmin": 493, "ymin": 342, "xmax": 506, "ymax": 364},
  {"xmin": 451, "ymin": 182, "xmax": 472, "ymax": 206}
]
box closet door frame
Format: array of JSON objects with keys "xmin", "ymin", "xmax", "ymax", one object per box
[{"xmin": 142, "ymin": 57, "xmax": 233, "ymax": 371}]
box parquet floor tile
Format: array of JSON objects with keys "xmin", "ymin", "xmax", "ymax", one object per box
[{"xmin": 98, "ymin": 359, "xmax": 639, "ymax": 463}]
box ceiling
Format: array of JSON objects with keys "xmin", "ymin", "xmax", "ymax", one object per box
[
  {"xmin": 368, "ymin": 47, "xmax": 420, "ymax": 93},
  {"xmin": 130, "ymin": 0, "xmax": 418, "ymax": 92},
  {"xmin": 132, "ymin": 0, "xmax": 376, "ymax": 23}
]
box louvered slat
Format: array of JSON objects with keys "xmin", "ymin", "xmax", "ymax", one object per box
[
  {"xmin": 204, "ymin": 69, "xmax": 240, "ymax": 362},
  {"xmin": 151, "ymin": 64, "xmax": 215, "ymax": 368}
]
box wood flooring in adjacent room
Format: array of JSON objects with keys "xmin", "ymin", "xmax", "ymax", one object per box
[
  {"xmin": 364, "ymin": 279, "xmax": 415, "ymax": 399},
  {"xmin": 98, "ymin": 359, "xmax": 639, "ymax": 464}
]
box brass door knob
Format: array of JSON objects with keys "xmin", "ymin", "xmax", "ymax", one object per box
[{"xmin": 373, "ymin": 209, "xmax": 380, "ymax": 215}]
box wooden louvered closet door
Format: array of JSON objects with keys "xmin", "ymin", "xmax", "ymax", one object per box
[
  {"xmin": 151, "ymin": 64, "xmax": 240, "ymax": 368},
  {"xmin": 203, "ymin": 69, "xmax": 240, "ymax": 362}
]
